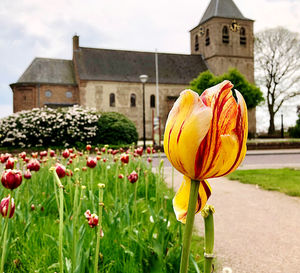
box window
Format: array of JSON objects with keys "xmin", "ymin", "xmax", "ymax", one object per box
[
  {"xmin": 150, "ymin": 95, "xmax": 155, "ymax": 108},
  {"xmin": 45, "ymin": 90, "xmax": 52, "ymax": 97},
  {"xmin": 130, "ymin": 94, "xmax": 136, "ymax": 107},
  {"xmin": 66, "ymin": 91, "xmax": 73, "ymax": 98},
  {"xmin": 222, "ymin": 26, "xmax": 229, "ymax": 44},
  {"xmin": 205, "ymin": 29, "xmax": 210, "ymax": 46},
  {"xmin": 109, "ymin": 93, "xmax": 115, "ymax": 107},
  {"xmin": 240, "ymin": 27, "xmax": 246, "ymax": 45},
  {"xmin": 195, "ymin": 35, "xmax": 199, "ymax": 51}
]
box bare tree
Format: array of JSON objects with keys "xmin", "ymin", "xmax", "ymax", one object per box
[{"xmin": 255, "ymin": 27, "xmax": 300, "ymax": 135}]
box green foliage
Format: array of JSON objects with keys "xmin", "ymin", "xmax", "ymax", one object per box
[
  {"xmin": 96, "ymin": 112, "xmax": 138, "ymax": 145},
  {"xmin": 0, "ymin": 149, "xmax": 204, "ymax": 272},
  {"xmin": 228, "ymin": 168, "xmax": 300, "ymax": 196},
  {"xmin": 288, "ymin": 114, "xmax": 300, "ymax": 138},
  {"xmin": 190, "ymin": 69, "xmax": 264, "ymax": 109}
]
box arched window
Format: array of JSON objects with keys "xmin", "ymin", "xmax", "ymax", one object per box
[
  {"xmin": 205, "ymin": 29, "xmax": 210, "ymax": 46},
  {"xmin": 150, "ymin": 95, "xmax": 155, "ymax": 108},
  {"xmin": 222, "ymin": 26, "xmax": 229, "ymax": 44},
  {"xmin": 240, "ymin": 27, "xmax": 246, "ymax": 45},
  {"xmin": 130, "ymin": 93, "xmax": 136, "ymax": 107},
  {"xmin": 195, "ymin": 35, "xmax": 199, "ymax": 51},
  {"xmin": 109, "ymin": 93, "xmax": 115, "ymax": 107}
]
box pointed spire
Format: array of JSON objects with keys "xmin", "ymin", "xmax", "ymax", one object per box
[{"xmin": 199, "ymin": 0, "xmax": 251, "ymax": 25}]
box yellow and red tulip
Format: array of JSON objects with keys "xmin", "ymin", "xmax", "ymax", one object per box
[{"xmin": 164, "ymin": 80, "xmax": 248, "ymax": 222}]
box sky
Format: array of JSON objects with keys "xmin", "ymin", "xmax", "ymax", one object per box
[{"xmin": 1, "ymin": 0, "xmax": 300, "ymax": 132}]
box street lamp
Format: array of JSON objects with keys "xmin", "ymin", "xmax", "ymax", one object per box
[{"xmin": 139, "ymin": 74, "xmax": 148, "ymax": 150}]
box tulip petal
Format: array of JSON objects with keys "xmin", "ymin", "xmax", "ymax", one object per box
[
  {"xmin": 173, "ymin": 176, "xmax": 211, "ymax": 223},
  {"xmin": 194, "ymin": 81, "xmax": 248, "ymax": 179},
  {"xmin": 164, "ymin": 90, "xmax": 212, "ymax": 178}
]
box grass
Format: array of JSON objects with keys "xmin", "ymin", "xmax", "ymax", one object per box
[
  {"xmin": 228, "ymin": 168, "xmax": 300, "ymax": 196},
  {"xmin": 0, "ymin": 148, "xmax": 205, "ymax": 272}
]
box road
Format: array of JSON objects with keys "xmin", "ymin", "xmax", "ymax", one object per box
[{"xmin": 152, "ymin": 149, "xmax": 300, "ymax": 169}]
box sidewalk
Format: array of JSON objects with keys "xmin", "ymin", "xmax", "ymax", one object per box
[{"xmin": 163, "ymin": 168, "xmax": 300, "ymax": 273}]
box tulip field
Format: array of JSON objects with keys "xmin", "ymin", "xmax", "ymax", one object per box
[{"xmin": 0, "ymin": 146, "xmax": 204, "ymax": 272}]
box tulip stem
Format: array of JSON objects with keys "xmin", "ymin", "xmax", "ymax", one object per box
[
  {"xmin": 0, "ymin": 192, "xmax": 13, "ymax": 273},
  {"xmin": 53, "ymin": 170, "xmax": 64, "ymax": 273},
  {"xmin": 72, "ymin": 182, "xmax": 79, "ymax": 272},
  {"xmin": 179, "ymin": 179, "xmax": 200, "ymax": 273},
  {"xmin": 202, "ymin": 205, "xmax": 215, "ymax": 273},
  {"xmin": 94, "ymin": 184, "xmax": 105, "ymax": 273}
]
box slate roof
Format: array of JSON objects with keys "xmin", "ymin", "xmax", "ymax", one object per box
[
  {"xmin": 74, "ymin": 47, "xmax": 208, "ymax": 84},
  {"xmin": 198, "ymin": 0, "xmax": 252, "ymax": 25},
  {"xmin": 16, "ymin": 58, "xmax": 76, "ymax": 85}
]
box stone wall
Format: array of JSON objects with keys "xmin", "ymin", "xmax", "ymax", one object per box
[{"xmin": 79, "ymin": 81, "xmax": 188, "ymax": 139}]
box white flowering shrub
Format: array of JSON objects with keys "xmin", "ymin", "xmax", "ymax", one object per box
[{"xmin": 0, "ymin": 106, "xmax": 99, "ymax": 148}]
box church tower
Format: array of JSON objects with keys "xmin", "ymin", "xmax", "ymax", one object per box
[{"xmin": 190, "ymin": 0, "xmax": 254, "ymax": 83}]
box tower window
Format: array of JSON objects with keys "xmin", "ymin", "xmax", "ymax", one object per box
[
  {"xmin": 195, "ymin": 35, "xmax": 199, "ymax": 51},
  {"xmin": 150, "ymin": 95, "xmax": 155, "ymax": 108},
  {"xmin": 240, "ymin": 27, "xmax": 246, "ymax": 45},
  {"xmin": 222, "ymin": 26, "xmax": 229, "ymax": 44},
  {"xmin": 130, "ymin": 93, "xmax": 136, "ymax": 107},
  {"xmin": 109, "ymin": 93, "xmax": 115, "ymax": 107},
  {"xmin": 205, "ymin": 29, "xmax": 210, "ymax": 46}
]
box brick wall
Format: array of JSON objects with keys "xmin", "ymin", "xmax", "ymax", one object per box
[{"xmin": 12, "ymin": 84, "xmax": 79, "ymax": 112}]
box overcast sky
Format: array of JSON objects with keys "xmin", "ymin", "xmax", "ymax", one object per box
[{"xmin": 1, "ymin": 0, "xmax": 299, "ymax": 130}]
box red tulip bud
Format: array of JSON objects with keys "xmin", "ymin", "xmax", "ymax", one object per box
[
  {"xmin": 55, "ymin": 164, "xmax": 66, "ymax": 178},
  {"xmin": 147, "ymin": 157, "xmax": 152, "ymax": 163},
  {"xmin": 120, "ymin": 153, "xmax": 129, "ymax": 164},
  {"xmin": 88, "ymin": 213, "xmax": 99, "ymax": 228},
  {"xmin": 118, "ymin": 174, "xmax": 124, "ymax": 179},
  {"xmin": 87, "ymin": 157, "xmax": 97, "ymax": 168},
  {"xmin": 19, "ymin": 152, "xmax": 26, "ymax": 159},
  {"xmin": 86, "ymin": 145, "xmax": 92, "ymax": 151},
  {"xmin": 24, "ymin": 170, "xmax": 32, "ymax": 179},
  {"xmin": 49, "ymin": 150, "xmax": 55, "ymax": 157},
  {"xmin": 1, "ymin": 169, "xmax": 22, "ymax": 190},
  {"xmin": 127, "ymin": 171, "xmax": 138, "ymax": 184},
  {"xmin": 62, "ymin": 149, "xmax": 70, "ymax": 159},
  {"xmin": 39, "ymin": 151, "xmax": 47, "ymax": 158},
  {"xmin": 0, "ymin": 195, "xmax": 15, "ymax": 218},
  {"xmin": 136, "ymin": 147, "xmax": 143, "ymax": 156},
  {"xmin": 82, "ymin": 166, "xmax": 87, "ymax": 172},
  {"xmin": 27, "ymin": 159, "xmax": 40, "ymax": 172},
  {"xmin": 5, "ymin": 157, "xmax": 15, "ymax": 170}
]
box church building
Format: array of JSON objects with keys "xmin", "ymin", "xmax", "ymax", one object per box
[{"xmin": 10, "ymin": 0, "xmax": 256, "ymax": 138}]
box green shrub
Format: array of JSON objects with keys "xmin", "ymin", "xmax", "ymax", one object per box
[
  {"xmin": 288, "ymin": 114, "xmax": 300, "ymax": 138},
  {"xmin": 96, "ymin": 112, "xmax": 138, "ymax": 145}
]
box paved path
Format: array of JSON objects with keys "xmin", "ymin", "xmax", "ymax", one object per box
[{"xmin": 163, "ymin": 167, "xmax": 300, "ymax": 273}]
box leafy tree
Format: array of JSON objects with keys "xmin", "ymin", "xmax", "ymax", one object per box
[
  {"xmin": 255, "ymin": 27, "xmax": 300, "ymax": 135},
  {"xmin": 190, "ymin": 68, "xmax": 264, "ymax": 109}
]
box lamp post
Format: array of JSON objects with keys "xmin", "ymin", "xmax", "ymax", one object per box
[{"xmin": 139, "ymin": 74, "xmax": 148, "ymax": 150}]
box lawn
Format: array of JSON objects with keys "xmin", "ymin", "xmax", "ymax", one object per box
[{"xmin": 228, "ymin": 168, "xmax": 300, "ymax": 196}]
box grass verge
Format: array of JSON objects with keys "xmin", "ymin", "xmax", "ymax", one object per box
[{"xmin": 228, "ymin": 168, "xmax": 300, "ymax": 197}]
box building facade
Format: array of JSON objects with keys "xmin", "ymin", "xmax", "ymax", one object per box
[{"xmin": 11, "ymin": 0, "xmax": 256, "ymax": 137}]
